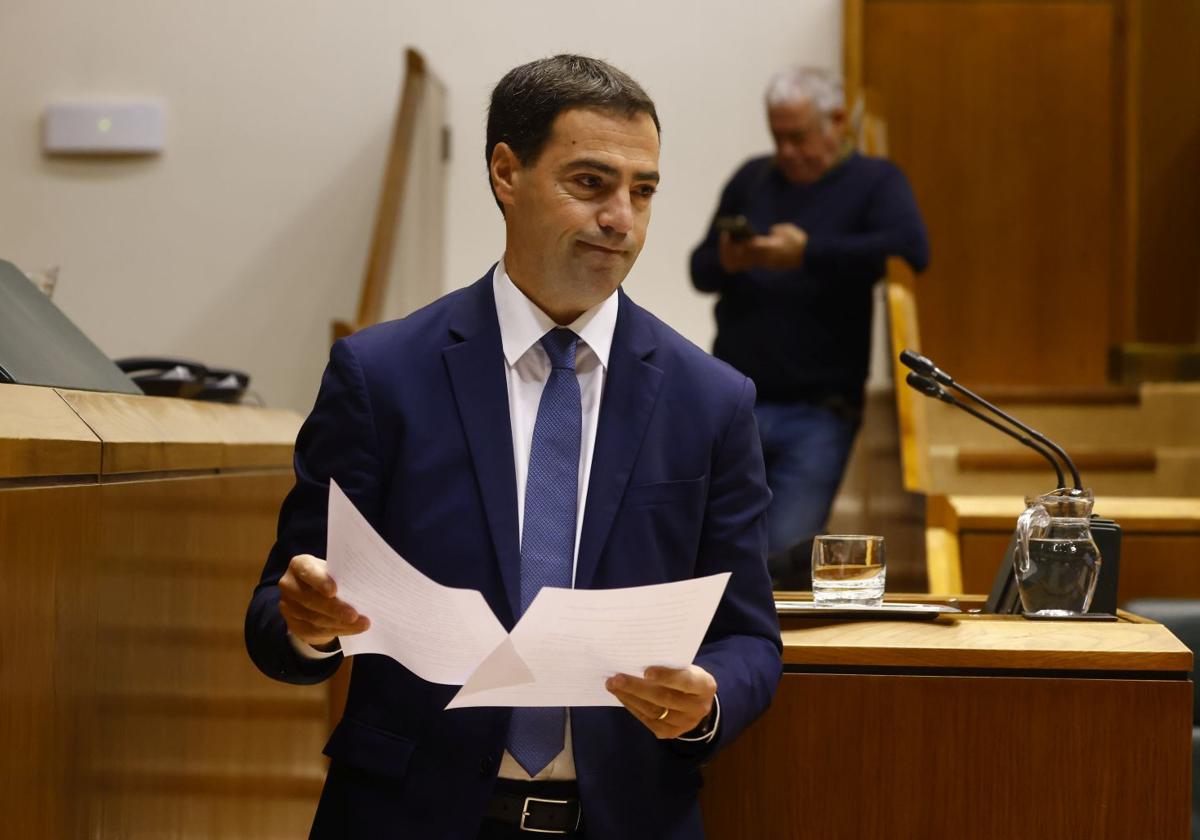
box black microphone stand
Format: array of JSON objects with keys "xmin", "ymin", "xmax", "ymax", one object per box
[
  {"xmin": 899, "ymin": 349, "xmax": 1083, "ymax": 491},
  {"xmin": 904, "ymin": 372, "xmax": 1066, "ymax": 490},
  {"xmin": 898, "ymin": 349, "xmax": 1121, "ymax": 618}
]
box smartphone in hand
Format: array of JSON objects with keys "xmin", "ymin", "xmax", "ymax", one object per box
[{"xmin": 715, "ymin": 215, "xmax": 758, "ymax": 242}]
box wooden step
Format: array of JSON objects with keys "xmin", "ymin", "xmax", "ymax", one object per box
[
  {"xmin": 957, "ymin": 449, "xmax": 1156, "ymax": 473},
  {"xmin": 971, "ymin": 384, "xmax": 1141, "ymax": 406}
]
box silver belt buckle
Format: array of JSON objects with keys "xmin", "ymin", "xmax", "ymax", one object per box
[{"xmin": 520, "ymin": 795, "xmax": 576, "ymax": 835}]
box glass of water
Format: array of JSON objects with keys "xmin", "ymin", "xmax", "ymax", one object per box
[{"xmin": 811, "ymin": 535, "xmax": 886, "ymax": 606}]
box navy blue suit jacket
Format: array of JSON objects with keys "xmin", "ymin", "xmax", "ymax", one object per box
[{"xmin": 245, "ymin": 272, "xmax": 782, "ymax": 839}]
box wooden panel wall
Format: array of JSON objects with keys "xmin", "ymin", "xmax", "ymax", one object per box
[
  {"xmin": 701, "ymin": 668, "xmax": 1191, "ymax": 838},
  {"xmin": 1130, "ymin": 0, "xmax": 1200, "ymax": 343},
  {"xmin": 88, "ymin": 474, "xmax": 325, "ymax": 838},
  {"xmin": 864, "ymin": 0, "xmax": 1120, "ymax": 387},
  {"xmin": 0, "ymin": 472, "xmax": 323, "ymax": 839},
  {"xmin": 960, "ymin": 531, "xmax": 1200, "ymax": 605},
  {"xmin": 0, "ymin": 485, "xmax": 99, "ymax": 839}
]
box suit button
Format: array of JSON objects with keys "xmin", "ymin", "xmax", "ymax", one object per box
[{"xmin": 479, "ymin": 756, "xmax": 494, "ymax": 776}]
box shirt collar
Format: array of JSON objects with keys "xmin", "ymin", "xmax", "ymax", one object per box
[{"xmin": 491, "ymin": 258, "xmax": 618, "ymax": 370}]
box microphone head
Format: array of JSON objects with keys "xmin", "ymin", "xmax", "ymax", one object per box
[
  {"xmin": 905, "ymin": 371, "xmax": 954, "ymax": 404},
  {"xmin": 899, "ymin": 348, "xmax": 952, "ymax": 384}
]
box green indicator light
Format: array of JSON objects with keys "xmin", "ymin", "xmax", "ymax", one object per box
[{"xmin": 97, "ymin": 117, "xmax": 113, "ymax": 133}]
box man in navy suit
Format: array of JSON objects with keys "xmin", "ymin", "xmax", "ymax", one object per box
[{"xmin": 246, "ymin": 54, "xmax": 782, "ymax": 839}]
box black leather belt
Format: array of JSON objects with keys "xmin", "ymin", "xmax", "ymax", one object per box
[{"xmin": 485, "ymin": 780, "xmax": 583, "ymax": 835}]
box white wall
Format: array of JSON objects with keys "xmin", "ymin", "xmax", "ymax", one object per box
[{"xmin": 0, "ymin": 0, "xmax": 841, "ymax": 412}]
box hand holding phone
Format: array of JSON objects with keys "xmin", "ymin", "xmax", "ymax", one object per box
[{"xmin": 716, "ymin": 215, "xmax": 758, "ymax": 243}]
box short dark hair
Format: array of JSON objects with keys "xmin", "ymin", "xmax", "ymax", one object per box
[{"xmin": 485, "ymin": 54, "xmax": 660, "ymax": 211}]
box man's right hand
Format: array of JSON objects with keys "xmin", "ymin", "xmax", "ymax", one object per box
[
  {"xmin": 278, "ymin": 554, "xmax": 370, "ymax": 648},
  {"xmin": 718, "ymin": 231, "xmax": 758, "ymax": 274}
]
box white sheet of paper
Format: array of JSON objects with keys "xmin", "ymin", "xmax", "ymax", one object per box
[
  {"xmin": 447, "ymin": 573, "xmax": 730, "ymax": 708},
  {"xmin": 324, "ymin": 480, "xmax": 512, "ymax": 685},
  {"xmin": 323, "ymin": 481, "xmax": 729, "ymax": 708}
]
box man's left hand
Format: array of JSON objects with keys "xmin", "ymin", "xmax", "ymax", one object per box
[
  {"xmin": 606, "ymin": 665, "xmax": 717, "ymax": 739},
  {"xmin": 747, "ymin": 222, "xmax": 808, "ymax": 269}
]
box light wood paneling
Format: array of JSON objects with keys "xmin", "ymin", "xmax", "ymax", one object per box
[
  {"xmin": 57, "ymin": 390, "xmax": 223, "ymax": 473},
  {"xmin": 947, "ymin": 495, "xmax": 1200, "ymax": 532},
  {"xmin": 843, "ymin": 0, "xmax": 865, "ymax": 107},
  {"xmin": 864, "ymin": 1, "xmax": 1118, "ymax": 387},
  {"xmin": 0, "ymin": 384, "xmax": 100, "ymax": 478},
  {"xmin": 207, "ymin": 405, "xmax": 301, "ymax": 470},
  {"xmin": 957, "ymin": 447, "xmax": 1156, "ymax": 473},
  {"xmin": 86, "ymin": 473, "xmax": 326, "ymax": 839},
  {"xmin": 780, "ymin": 611, "xmax": 1190, "ymax": 671},
  {"xmin": 56, "ymin": 389, "xmax": 300, "ymax": 474},
  {"xmin": 701, "ymin": 667, "xmax": 1191, "ymax": 838},
  {"xmin": 1, "ymin": 385, "xmax": 319, "ymax": 839},
  {"xmin": 886, "ymin": 276, "xmax": 931, "ymax": 494},
  {"xmin": 946, "ymin": 495, "xmax": 1200, "ymax": 602},
  {"xmin": 1, "ymin": 473, "xmax": 322, "ymax": 840},
  {"xmin": 0, "ymin": 484, "xmax": 99, "ymax": 839},
  {"xmin": 1130, "ymin": 0, "xmax": 1200, "ymax": 343}
]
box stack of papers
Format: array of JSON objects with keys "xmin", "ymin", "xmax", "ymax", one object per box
[{"xmin": 325, "ymin": 481, "xmax": 729, "ymax": 708}]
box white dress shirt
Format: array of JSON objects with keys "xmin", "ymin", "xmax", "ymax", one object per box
[{"xmin": 492, "ymin": 259, "xmax": 616, "ymax": 780}]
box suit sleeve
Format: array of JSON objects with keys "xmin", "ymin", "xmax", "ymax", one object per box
[
  {"xmin": 676, "ymin": 376, "xmax": 782, "ymax": 760},
  {"xmin": 244, "ymin": 338, "xmax": 385, "ymax": 685}
]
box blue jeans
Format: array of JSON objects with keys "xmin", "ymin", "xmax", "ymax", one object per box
[{"xmin": 754, "ymin": 399, "xmax": 861, "ymax": 576}]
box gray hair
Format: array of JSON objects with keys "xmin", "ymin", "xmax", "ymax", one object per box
[{"xmin": 764, "ymin": 66, "xmax": 844, "ymax": 115}]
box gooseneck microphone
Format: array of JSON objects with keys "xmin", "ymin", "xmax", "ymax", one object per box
[
  {"xmin": 905, "ymin": 371, "xmax": 1066, "ymax": 489},
  {"xmin": 899, "ymin": 349, "xmax": 1083, "ymax": 491}
]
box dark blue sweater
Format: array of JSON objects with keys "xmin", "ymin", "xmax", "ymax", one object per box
[{"xmin": 690, "ymin": 153, "xmax": 929, "ymax": 405}]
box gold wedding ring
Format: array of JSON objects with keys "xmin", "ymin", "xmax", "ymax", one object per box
[{"xmin": 656, "ymin": 707, "xmax": 670, "ymax": 722}]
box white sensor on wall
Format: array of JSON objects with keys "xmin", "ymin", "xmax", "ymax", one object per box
[{"xmin": 43, "ymin": 100, "xmax": 165, "ymax": 155}]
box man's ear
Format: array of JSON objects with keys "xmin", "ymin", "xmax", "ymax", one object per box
[{"xmin": 490, "ymin": 142, "xmax": 521, "ymax": 209}]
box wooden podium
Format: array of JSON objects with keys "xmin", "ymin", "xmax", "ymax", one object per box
[
  {"xmin": 700, "ymin": 597, "xmax": 1193, "ymax": 839},
  {"xmin": 0, "ymin": 384, "xmax": 323, "ymax": 839},
  {"xmin": 4, "ymin": 384, "xmax": 1192, "ymax": 837}
]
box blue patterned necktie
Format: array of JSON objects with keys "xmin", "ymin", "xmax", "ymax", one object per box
[{"xmin": 507, "ymin": 328, "xmax": 581, "ymax": 777}]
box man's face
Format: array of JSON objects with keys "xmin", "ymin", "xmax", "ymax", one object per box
[
  {"xmin": 768, "ymin": 98, "xmax": 844, "ymax": 185},
  {"xmin": 492, "ymin": 107, "xmax": 661, "ymax": 322}
]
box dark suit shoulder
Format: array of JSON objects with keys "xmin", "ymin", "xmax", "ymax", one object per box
[
  {"xmin": 339, "ymin": 273, "xmax": 496, "ymax": 373},
  {"xmin": 344, "ymin": 286, "xmax": 470, "ymax": 356}
]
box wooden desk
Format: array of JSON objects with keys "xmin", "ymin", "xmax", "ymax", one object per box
[
  {"xmin": 700, "ymin": 599, "xmax": 1193, "ymax": 839},
  {"xmin": 1, "ymin": 385, "xmax": 321, "ymax": 839},
  {"xmin": 929, "ymin": 494, "xmax": 1200, "ymax": 602}
]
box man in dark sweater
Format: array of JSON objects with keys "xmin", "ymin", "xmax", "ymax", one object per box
[{"xmin": 690, "ymin": 66, "xmax": 929, "ymax": 589}]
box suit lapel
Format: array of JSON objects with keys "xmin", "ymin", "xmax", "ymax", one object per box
[
  {"xmin": 575, "ymin": 293, "xmax": 662, "ymax": 591},
  {"xmin": 442, "ymin": 274, "xmax": 522, "ymax": 624}
]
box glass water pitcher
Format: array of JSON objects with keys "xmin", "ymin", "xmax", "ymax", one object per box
[{"xmin": 1013, "ymin": 488, "xmax": 1102, "ymax": 616}]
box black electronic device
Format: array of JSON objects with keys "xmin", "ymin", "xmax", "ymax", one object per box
[
  {"xmin": 715, "ymin": 215, "xmax": 758, "ymax": 242},
  {"xmin": 901, "ymin": 348, "xmax": 1120, "ymax": 617},
  {"xmin": 0, "ymin": 259, "xmax": 142, "ymax": 394},
  {"xmin": 115, "ymin": 357, "xmax": 207, "ymax": 398},
  {"xmin": 114, "ymin": 357, "xmax": 250, "ymax": 403},
  {"xmin": 197, "ymin": 367, "xmax": 251, "ymax": 403}
]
